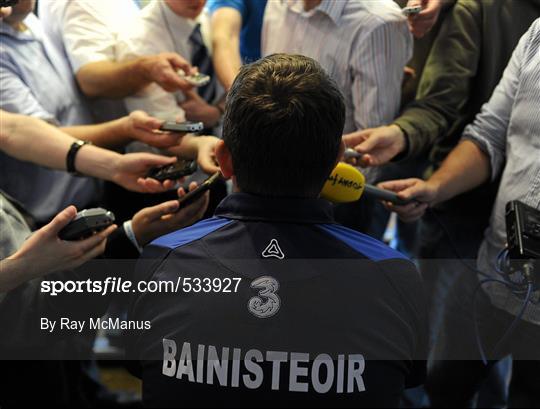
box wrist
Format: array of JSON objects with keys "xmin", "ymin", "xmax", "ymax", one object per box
[
  {"xmin": 426, "ymin": 178, "xmax": 444, "ymax": 205},
  {"xmin": 5, "ymin": 252, "xmax": 38, "ymax": 282},
  {"xmin": 135, "ymin": 56, "xmax": 155, "ymax": 84},
  {"xmin": 77, "ymin": 145, "xmax": 122, "ymax": 181},
  {"xmin": 389, "ymin": 124, "xmax": 406, "ymax": 151},
  {"xmin": 119, "ymin": 116, "xmax": 132, "ymax": 138},
  {"xmin": 131, "ymin": 218, "xmax": 151, "ymax": 247}
]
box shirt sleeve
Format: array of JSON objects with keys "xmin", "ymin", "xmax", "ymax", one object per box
[
  {"xmin": 207, "ymin": 0, "xmax": 247, "ymax": 21},
  {"xmin": 393, "ymin": 1, "xmax": 482, "ymax": 160},
  {"xmin": 0, "ymin": 60, "xmax": 57, "ymax": 123},
  {"xmin": 350, "ymin": 19, "xmax": 412, "ymax": 129},
  {"xmin": 60, "ymin": 1, "xmax": 118, "ymax": 72},
  {"xmin": 461, "ymin": 24, "xmax": 529, "ymax": 181}
]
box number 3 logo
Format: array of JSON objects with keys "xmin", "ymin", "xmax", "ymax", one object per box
[{"xmin": 248, "ymin": 276, "xmax": 281, "ymax": 318}]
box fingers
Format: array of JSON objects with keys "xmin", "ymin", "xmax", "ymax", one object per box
[
  {"xmin": 140, "ymin": 200, "xmax": 180, "ymax": 222},
  {"xmin": 160, "ymin": 53, "xmax": 194, "ymax": 92},
  {"xmin": 139, "ymin": 153, "xmax": 177, "ymax": 168},
  {"xmin": 176, "ymin": 181, "xmax": 198, "ymax": 198},
  {"xmin": 80, "ymin": 238, "xmax": 109, "ymax": 264},
  {"xmin": 136, "ymin": 178, "xmax": 171, "ymax": 194},
  {"xmin": 343, "ymin": 129, "xmax": 371, "ymax": 148},
  {"xmin": 378, "ymin": 178, "xmax": 419, "ymax": 193},
  {"xmin": 130, "ymin": 110, "xmax": 163, "ymax": 130},
  {"xmin": 197, "ymin": 146, "xmax": 220, "ymax": 175},
  {"xmin": 167, "ymin": 52, "xmax": 192, "ymax": 75},
  {"xmin": 155, "ymin": 133, "xmax": 184, "ymax": 148},
  {"xmin": 378, "ymin": 178, "xmax": 429, "ymax": 203},
  {"xmin": 385, "ymin": 201, "xmax": 429, "ymax": 223},
  {"xmin": 355, "ymin": 133, "xmax": 383, "ymax": 154},
  {"xmin": 76, "ymin": 224, "xmax": 118, "ymax": 253},
  {"xmin": 407, "ymin": 0, "xmax": 440, "ymax": 38},
  {"xmin": 174, "ymin": 191, "xmax": 209, "ymax": 224},
  {"xmin": 358, "ymin": 154, "xmax": 375, "ymax": 167},
  {"xmin": 43, "ymin": 206, "xmax": 78, "ymax": 237}
]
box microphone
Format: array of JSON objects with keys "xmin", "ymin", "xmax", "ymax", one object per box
[
  {"xmin": 321, "ymin": 162, "xmax": 365, "ymax": 203},
  {"xmin": 321, "ymin": 162, "xmax": 412, "ymax": 205}
]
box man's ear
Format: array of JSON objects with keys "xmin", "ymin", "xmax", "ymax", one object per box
[
  {"xmin": 335, "ymin": 140, "xmax": 346, "ymax": 166},
  {"xmin": 215, "ymin": 139, "xmax": 234, "ymax": 179}
]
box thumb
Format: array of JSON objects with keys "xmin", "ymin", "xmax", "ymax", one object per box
[
  {"xmin": 132, "ymin": 110, "xmax": 163, "ymax": 131},
  {"xmin": 43, "ymin": 206, "xmax": 78, "ymax": 237},
  {"xmin": 398, "ymin": 183, "xmax": 427, "ymax": 201},
  {"xmin": 343, "ymin": 129, "xmax": 371, "ymax": 147},
  {"xmin": 183, "ymin": 89, "xmax": 199, "ymax": 101},
  {"xmin": 198, "ymin": 155, "xmax": 220, "ymax": 175},
  {"xmin": 167, "ymin": 53, "xmax": 192, "ymax": 73},
  {"xmin": 140, "ymin": 153, "xmax": 177, "ymax": 168},
  {"xmin": 141, "ymin": 200, "xmax": 180, "ymax": 222},
  {"xmin": 355, "ymin": 133, "xmax": 383, "ymax": 154}
]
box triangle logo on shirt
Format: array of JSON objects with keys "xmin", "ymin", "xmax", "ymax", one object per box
[{"xmin": 261, "ymin": 239, "xmax": 285, "ymax": 259}]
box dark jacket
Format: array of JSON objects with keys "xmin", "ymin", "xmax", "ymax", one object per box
[{"xmin": 129, "ymin": 193, "xmax": 428, "ymax": 408}]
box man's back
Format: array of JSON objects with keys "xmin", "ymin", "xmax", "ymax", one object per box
[{"xmin": 129, "ymin": 193, "xmax": 427, "ymax": 407}]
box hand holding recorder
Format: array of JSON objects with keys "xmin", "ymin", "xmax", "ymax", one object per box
[{"xmin": 0, "ymin": 206, "xmax": 117, "ymax": 292}]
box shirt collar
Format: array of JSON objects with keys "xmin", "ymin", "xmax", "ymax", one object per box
[
  {"xmin": 285, "ymin": 0, "xmax": 346, "ymax": 24},
  {"xmin": 159, "ymin": 0, "xmax": 198, "ymax": 40},
  {"xmin": 215, "ymin": 193, "xmax": 335, "ymax": 224},
  {"xmin": 0, "ymin": 13, "xmax": 40, "ymax": 41}
]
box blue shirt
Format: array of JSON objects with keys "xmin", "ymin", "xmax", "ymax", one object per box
[
  {"xmin": 207, "ymin": 0, "xmax": 266, "ymax": 63},
  {"xmin": 0, "ymin": 14, "xmax": 100, "ymax": 222}
]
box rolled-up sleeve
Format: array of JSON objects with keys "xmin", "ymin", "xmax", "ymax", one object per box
[
  {"xmin": 207, "ymin": 0, "xmax": 247, "ymax": 19},
  {"xmin": 61, "ymin": 1, "xmax": 118, "ymax": 72},
  {"xmin": 393, "ymin": 1, "xmax": 481, "ymax": 160},
  {"xmin": 461, "ymin": 28, "xmax": 527, "ymax": 180}
]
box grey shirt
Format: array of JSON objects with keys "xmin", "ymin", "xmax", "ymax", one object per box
[{"xmin": 462, "ymin": 19, "xmax": 540, "ymax": 324}]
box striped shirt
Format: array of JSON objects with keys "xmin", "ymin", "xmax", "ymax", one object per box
[
  {"xmin": 462, "ymin": 18, "xmax": 540, "ymax": 324},
  {"xmin": 262, "ymin": 0, "xmax": 412, "ymax": 134}
]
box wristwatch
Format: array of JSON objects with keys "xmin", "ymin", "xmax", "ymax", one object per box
[{"xmin": 66, "ymin": 140, "xmax": 92, "ymax": 176}]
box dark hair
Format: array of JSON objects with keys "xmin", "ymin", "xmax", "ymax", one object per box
[{"xmin": 222, "ymin": 53, "xmax": 345, "ymax": 198}]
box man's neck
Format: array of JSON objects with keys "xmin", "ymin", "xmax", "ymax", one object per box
[
  {"xmin": 303, "ymin": 0, "xmax": 322, "ymax": 12},
  {"xmin": 4, "ymin": 16, "xmax": 28, "ymax": 32}
]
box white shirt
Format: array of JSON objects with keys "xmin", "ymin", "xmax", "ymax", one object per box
[
  {"xmin": 39, "ymin": 0, "xmax": 140, "ymax": 72},
  {"xmin": 263, "ymin": 0, "xmax": 412, "ymax": 133},
  {"xmin": 116, "ymin": 0, "xmax": 213, "ymax": 120},
  {"xmin": 38, "ymin": 0, "xmax": 140, "ymax": 122}
]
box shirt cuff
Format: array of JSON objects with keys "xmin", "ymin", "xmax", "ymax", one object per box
[{"xmin": 123, "ymin": 220, "xmax": 143, "ymax": 253}]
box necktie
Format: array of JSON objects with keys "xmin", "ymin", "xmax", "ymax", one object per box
[{"xmin": 189, "ymin": 24, "xmax": 216, "ymax": 102}]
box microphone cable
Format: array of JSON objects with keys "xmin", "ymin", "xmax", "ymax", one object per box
[{"xmin": 424, "ymin": 208, "xmax": 536, "ymax": 364}]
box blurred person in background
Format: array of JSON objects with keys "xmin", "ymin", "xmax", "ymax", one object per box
[
  {"xmin": 0, "ymin": 111, "xmax": 211, "ymax": 407},
  {"xmin": 117, "ymin": 0, "xmax": 224, "ymax": 130},
  {"xmin": 209, "ymin": 0, "xmax": 444, "ymax": 92},
  {"xmin": 380, "ymin": 18, "xmax": 540, "ymax": 407},
  {"xmin": 38, "ymin": 0, "xmax": 195, "ymax": 123},
  {"xmin": 344, "ymin": 2, "xmax": 540, "ymax": 405},
  {"xmin": 263, "ymin": 0, "xmax": 412, "ymax": 239}
]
